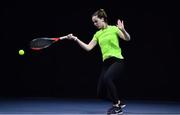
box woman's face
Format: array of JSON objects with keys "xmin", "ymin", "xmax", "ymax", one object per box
[{"xmin": 92, "ymin": 16, "xmax": 105, "ymax": 29}]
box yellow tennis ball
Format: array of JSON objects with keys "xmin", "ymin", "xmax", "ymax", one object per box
[{"xmin": 19, "ymin": 49, "xmax": 25, "ymax": 55}]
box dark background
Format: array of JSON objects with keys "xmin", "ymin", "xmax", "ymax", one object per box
[{"xmin": 2, "ymin": 0, "xmax": 180, "ymax": 100}]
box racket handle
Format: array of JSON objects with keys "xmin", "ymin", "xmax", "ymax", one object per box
[{"xmin": 60, "ymin": 36, "xmax": 68, "ymax": 40}]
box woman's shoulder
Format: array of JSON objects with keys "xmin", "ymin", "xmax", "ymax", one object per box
[
  {"xmin": 108, "ymin": 25, "xmax": 118, "ymax": 29},
  {"xmin": 107, "ymin": 25, "xmax": 119, "ymax": 32},
  {"xmin": 94, "ymin": 29, "xmax": 102, "ymax": 36}
]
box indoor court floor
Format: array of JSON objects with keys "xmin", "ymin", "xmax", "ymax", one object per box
[{"xmin": 0, "ymin": 98, "xmax": 180, "ymax": 115}]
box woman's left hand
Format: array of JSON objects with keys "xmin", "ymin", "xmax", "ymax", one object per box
[{"xmin": 117, "ymin": 19, "xmax": 125, "ymax": 30}]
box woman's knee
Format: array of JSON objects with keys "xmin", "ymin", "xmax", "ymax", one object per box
[{"xmin": 103, "ymin": 75, "xmax": 113, "ymax": 85}]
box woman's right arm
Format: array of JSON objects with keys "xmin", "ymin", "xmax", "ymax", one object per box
[{"xmin": 68, "ymin": 34, "xmax": 97, "ymax": 52}]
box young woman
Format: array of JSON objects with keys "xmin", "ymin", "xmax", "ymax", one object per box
[{"xmin": 67, "ymin": 9, "xmax": 131, "ymax": 114}]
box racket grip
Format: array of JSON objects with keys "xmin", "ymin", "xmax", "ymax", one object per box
[{"xmin": 60, "ymin": 36, "xmax": 68, "ymax": 40}]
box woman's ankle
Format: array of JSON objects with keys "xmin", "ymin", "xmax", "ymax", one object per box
[{"xmin": 113, "ymin": 100, "xmax": 121, "ymax": 107}]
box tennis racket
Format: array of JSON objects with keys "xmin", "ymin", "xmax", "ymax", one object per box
[{"xmin": 30, "ymin": 36, "xmax": 68, "ymax": 50}]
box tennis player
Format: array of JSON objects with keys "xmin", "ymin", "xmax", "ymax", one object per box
[{"xmin": 67, "ymin": 9, "xmax": 131, "ymax": 114}]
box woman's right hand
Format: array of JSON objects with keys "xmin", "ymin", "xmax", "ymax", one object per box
[{"xmin": 67, "ymin": 34, "xmax": 77, "ymax": 41}]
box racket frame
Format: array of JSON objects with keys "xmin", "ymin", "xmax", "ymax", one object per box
[{"xmin": 30, "ymin": 35, "xmax": 68, "ymax": 50}]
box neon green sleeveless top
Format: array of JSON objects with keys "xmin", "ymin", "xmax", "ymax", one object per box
[{"xmin": 92, "ymin": 25, "xmax": 124, "ymax": 61}]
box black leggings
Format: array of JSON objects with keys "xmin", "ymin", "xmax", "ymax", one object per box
[{"xmin": 97, "ymin": 57, "xmax": 124, "ymax": 104}]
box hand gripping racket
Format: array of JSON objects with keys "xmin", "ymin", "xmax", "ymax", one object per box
[{"xmin": 30, "ymin": 36, "xmax": 67, "ymax": 50}]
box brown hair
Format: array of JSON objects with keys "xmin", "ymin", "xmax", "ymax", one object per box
[{"xmin": 92, "ymin": 9, "xmax": 108, "ymax": 23}]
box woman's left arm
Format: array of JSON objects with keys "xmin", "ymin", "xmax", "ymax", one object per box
[{"xmin": 117, "ymin": 19, "xmax": 131, "ymax": 41}]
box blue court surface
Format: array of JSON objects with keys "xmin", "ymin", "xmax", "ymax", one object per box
[{"xmin": 0, "ymin": 98, "xmax": 180, "ymax": 115}]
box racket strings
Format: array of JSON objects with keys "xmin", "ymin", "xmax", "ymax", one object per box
[{"xmin": 30, "ymin": 39, "xmax": 54, "ymax": 49}]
